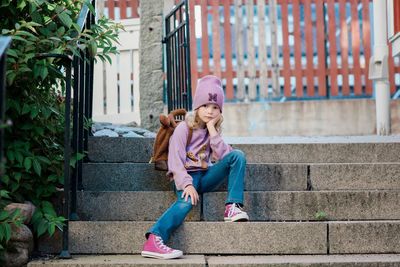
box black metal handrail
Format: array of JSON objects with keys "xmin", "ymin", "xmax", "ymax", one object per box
[
  {"xmin": 163, "ymin": 0, "xmax": 192, "ymax": 112},
  {"xmin": 36, "ymin": 1, "xmax": 95, "ymax": 259},
  {"xmin": 0, "ymin": 37, "xmax": 12, "ymax": 179}
]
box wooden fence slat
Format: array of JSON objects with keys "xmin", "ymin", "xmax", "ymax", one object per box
[
  {"xmin": 223, "ymin": 1, "xmax": 234, "ymax": 99},
  {"xmin": 362, "ymin": 0, "xmax": 372, "ymax": 95},
  {"xmin": 119, "ymin": 51, "xmax": 132, "ymax": 113},
  {"xmin": 105, "ymin": 54, "xmax": 118, "ymax": 115},
  {"xmin": 211, "ymin": 0, "xmax": 222, "ymax": 77},
  {"xmin": 201, "ymin": 0, "xmax": 210, "ymax": 75},
  {"xmin": 120, "ymin": 0, "xmax": 127, "ymax": 19},
  {"xmin": 93, "ymin": 61, "xmax": 105, "ymax": 115},
  {"xmin": 316, "ymin": 0, "xmax": 327, "ymax": 96},
  {"xmin": 269, "ymin": 0, "xmax": 280, "ymax": 96},
  {"xmin": 131, "ymin": 0, "xmax": 140, "ymax": 18},
  {"xmin": 339, "ymin": 0, "xmax": 350, "ymax": 95},
  {"xmin": 281, "ymin": 0, "xmax": 292, "ymax": 97},
  {"xmin": 234, "ymin": 0, "xmax": 246, "ymax": 100},
  {"xmin": 246, "ymin": 0, "xmax": 257, "ymax": 99},
  {"xmin": 304, "ymin": 0, "xmax": 315, "ymax": 96},
  {"xmin": 108, "ymin": 0, "xmax": 115, "ymax": 20},
  {"xmin": 350, "ymin": 0, "xmax": 362, "ymax": 95},
  {"xmin": 133, "ymin": 50, "xmax": 140, "ymax": 114},
  {"xmin": 189, "ymin": 0, "xmax": 198, "ymax": 95},
  {"xmin": 257, "ymin": 0, "xmax": 268, "ymax": 98},
  {"xmin": 293, "ymin": 0, "xmax": 303, "ymax": 97},
  {"xmin": 327, "ymin": 0, "xmax": 339, "ymax": 96}
]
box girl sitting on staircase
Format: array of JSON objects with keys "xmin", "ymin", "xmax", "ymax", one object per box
[{"xmin": 141, "ymin": 75, "xmax": 249, "ymax": 259}]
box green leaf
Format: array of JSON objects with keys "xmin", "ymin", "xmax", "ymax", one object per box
[
  {"xmin": 0, "ymin": 190, "xmax": 10, "ymax": 199},
  {"xmin": 37, "ymin": 156, "xmax": 51, "ymax": 165},
  {"xmin": 4, "ymin": 223, "xmax": 11, "ymax": 241},
  {"xmin": 17, "ymin": 0, "xmax": 26, "ymax": 10},
  {"xmin": 30, "ymin": 106, "xmax": 39, "ymax": 119},
  {"xmin": 6, "ymin": 49, "xmax": 18, "ymax": 58},
  {"xmin": 48, "ymin": 223, "xmax": 55, "ymax": 236},
  {"xmin": 33, "ymin": 158, "xmax": 41, "ymax": 176},
  {"xmin": 0, "ymin": 211, "xmax": 9, "ymax": 221},
  {"xmin": 7, "ymin": 150, "xmax": 15, "ymax": 161},
  {"xmin": 24, "ymin": 157, "xmax": 32, "ymax": 171},
  {"xmin": 0, "ymin": 225, "xmax": 5, "ymax": 241},
  {"xmin": 22, "ymin": 104, "xmax": 31, "ymax": 115},
  {"xmin": 58, "ymin": 11, "xmax": 73, "ymax": 28},
  {"xmin": 2, "ymin": 175, "xmax": 10, "ymax": 185},
  {"xmin": 14, "ymin": 172, "xmax": 22, "ymax": 183},
  {"xmin": 15, "ymin": 151, "xmax": 23, "ymax": 164},
  {"xmin": 37, "ymin": 219, "xmax": 47, "ymax": 236},
  {"xmin": 47, "ymin": 174, "xmax": 58, "ymax": 182}
]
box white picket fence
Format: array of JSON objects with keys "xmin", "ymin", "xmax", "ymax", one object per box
[{"xmin": 92, "ymin": 18, "xmax": 141, "ymax": 124}]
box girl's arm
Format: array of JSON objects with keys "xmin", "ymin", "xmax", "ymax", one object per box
[
  {"xmin": 168, "ymin": 122, "xmax": 194, "ymax": 190},
  {"xmin": 207, "ymin": 115, "xmax": 233, "ymax": 160}
]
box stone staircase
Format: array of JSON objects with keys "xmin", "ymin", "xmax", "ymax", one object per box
[{"xmin": 29, "ymin": 136, "xmax": 400, "ymax": 266}]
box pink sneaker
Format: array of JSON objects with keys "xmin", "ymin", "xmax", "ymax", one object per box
[
  {"xmin": 224, "ymin": 203, "xmax": 249, "ymax": 222},
  {"xmin": 141, "ymin": 234, "xmax": 183, "ymax": 259}
]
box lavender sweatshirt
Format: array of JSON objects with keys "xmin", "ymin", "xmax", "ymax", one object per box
[{"xmin": 167, "ymin": 121, "xmax": 233, "ymax": 190}]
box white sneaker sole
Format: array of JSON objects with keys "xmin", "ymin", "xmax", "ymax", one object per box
[
  {"xmin": 141, "ymin": 250, "xmax": 183, "ymax": 259},
  {"xmin": 224, "ymin": 213, "xmax": 249, "ymax": 222}
]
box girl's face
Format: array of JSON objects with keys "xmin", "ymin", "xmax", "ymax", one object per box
[{"xmin": 197, "ymin": 103, "xmax": 221, "ymax": 124}]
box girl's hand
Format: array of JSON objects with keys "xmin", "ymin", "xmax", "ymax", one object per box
[
  {"xmin": 206, "ymin": 114, "xmax": 222, "ymax": 128},
  {"xmin": 182, "ymin": 185, "xmax": 199, "ymax": 205}
]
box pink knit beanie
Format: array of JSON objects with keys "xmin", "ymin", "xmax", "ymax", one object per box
[{"xmin": 192, "ymin": 75, "xmax": 224, "ymax": 111}]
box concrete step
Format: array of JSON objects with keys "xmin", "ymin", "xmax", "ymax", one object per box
[
  {"xmin": 68, "ymin": 221, "xmax": 400, "ymax": 254},
  {"xmin": 207, "ymin": 255, "xmax": 400, "ymax": 266},
  {"xmin": 77, "ymin": 190, "xmax": 400, "ymax": 221},
  {"xmin": 82, "ymin": 163, "xmax": 307, "ymax": 191},
  {"xmin": 204, "ymin": 190, "xmax": 400, "ymax": 221},
  {"xmin": 83, "ymin": 162, "xmax": 400, "ymax": 191},
  {"xmin": 27, "ymin": 254, "xmax": 400, "ymax": 267},
  {"xmin": 309, "ymin": 163, "xmax": 400, "ymax": 190},
  {"xmin": 28, "ymin": 255, "xmax": 206, "ymax": 267},
  {"xmin": 88, "ymin": 136, "xmax": 400, "ymax": 163},
  {"xmin": 69, "ymin": 221, "xmax": 327, "ymax": 254},
  {"xmin": 76, "ymin": 191, "xmax": 200, "ymax": 221}
]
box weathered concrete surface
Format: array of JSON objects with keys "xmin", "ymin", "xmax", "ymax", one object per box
[
  {"xmin": 310, "ymin": 163, "xmax": 400, "ymax": 190},
  {"xmin": 329, "ymin": 221, "xmax": 400, "ymax": 254},
  {"xmin": 83, "ymin": 163, "xmax": 172, "ymax": 191},
  {"xmin": 69, "ymin": 221, "xmax": 327, "ymax": 254},
  {"xmin": 220, "ymin": 163, "xmax": 307, "ymax": 191},
  {"xmin": 77, "ymin": 191, "xmax": 200, "ymax": 221},
  {"xmin": 88, "ymin": 136, "xmax": 400, "ymax": 163},
  {"xmin": 231, "ymin": 142, "xmax": 400, "ymax": 163},
  {"xmin": 28, "ymin": 255, "xmax": 206, "ymax": 267},
  {"xmin": 203, "ymin": 191, "xmax": 400, "ymax": 221},
  {"xmin": 88, "ymin": 137, "xmax": 153, "ymax": 162},
  {"xmin": 139, "ymin": 0, "xmax": 164, "ymax": 131},
  {"xmin": 83, "ymin": 163, "xmax": 307, "ymax": 191},
  {"xmin": 223, "ymin": 99, "xmax": 400, "ymax": 137},
  {"xmin": 207, "ymin": 254, "xmax": 400, "ymax": 267}
]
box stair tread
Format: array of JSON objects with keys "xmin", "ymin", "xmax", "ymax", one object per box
[
  {"xmin": 208, "ymin": 254, "xmax": 400, "ymax": 264},
  {"xmin": 28, "ymin": 255, "xmax": 206, "ymax": 266},
  {"xmin": 28, "ymin": 254, "xmax": 400, "ymax": 266}
]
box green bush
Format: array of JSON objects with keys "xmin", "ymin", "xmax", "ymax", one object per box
[{"xmin": 0, "ymin": 0, "xmax": 121, "ymax": 255}]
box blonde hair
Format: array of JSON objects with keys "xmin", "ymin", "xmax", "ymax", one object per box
[{"xmin": 186, "ymin": 110, "xmax": 223, "ymax": 133}]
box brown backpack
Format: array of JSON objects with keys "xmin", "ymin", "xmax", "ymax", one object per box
[{"xmin": 150, "ymin": 108, "xmax": 193, "ymax": 171}]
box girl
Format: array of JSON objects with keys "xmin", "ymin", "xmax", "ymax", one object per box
[{"xmin": 141, "ymin": 75, "xmax": 249, "ymax": 259}]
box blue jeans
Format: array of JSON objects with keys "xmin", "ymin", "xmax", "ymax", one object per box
[{"xmin": 146, "ymin": 149, "xmax": 246, "ymax": 242}]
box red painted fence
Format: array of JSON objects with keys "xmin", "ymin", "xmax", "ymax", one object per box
[{"xmin": 105, "ymin": 0, "xmax": 400, "ymax": 101}]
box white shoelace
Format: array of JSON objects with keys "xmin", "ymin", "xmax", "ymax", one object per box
[
  {"xmin": 228, "ymin": 203, "xmax": 242, "ymax": 217},
  {"xmin": 155, "ymin": 236, "xmax": 172, "ymax": 251}
]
